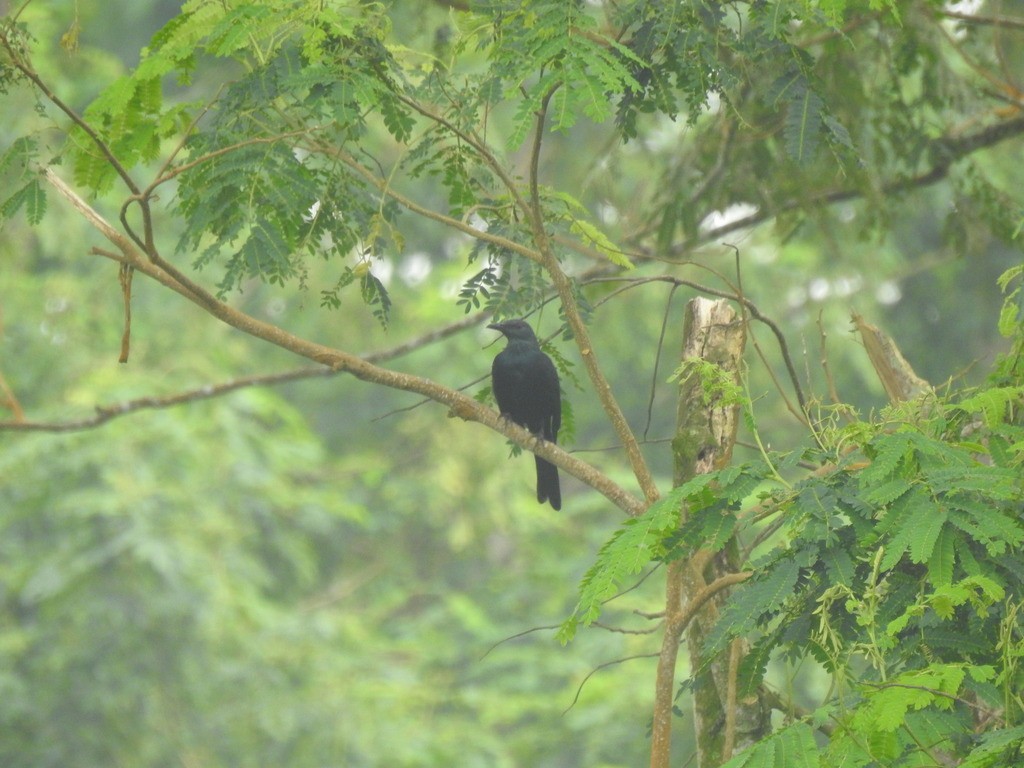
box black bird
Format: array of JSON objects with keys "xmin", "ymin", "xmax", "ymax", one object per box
[{"xmin": 489, "ymin": 319, "xmax": 562, "ymax": 510}]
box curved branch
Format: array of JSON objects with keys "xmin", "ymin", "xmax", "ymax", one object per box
[
  {"xmin": 152, "ymin": 129, "xmax": 318, "ymax": 189},
  {"xmin": 0, "ymin": 37, "xmax": 160, "ymax": 256},
  {"xmin": 651, "ymin": 567, "xmax": 753, "ymax": 767},
  {"xmin": 391, "ymin": 93, "xmax": 535, "ymax": 220},
  {"xmin": 585, "ymin": 274, "xmax": 806, "ymax": 426},
  {"xmin": 39, "ymin": 168, "xmax": 646, "ymax": 517},
  {"xmin": 940, "ymin": 9, "xmax": 1024, "ymax": 30},
  {"xmin": 563, "ymin": 653, "xmax": 659, "ymax": 714},
  {"xmin": 1, "ymin": 41, "xmax": 141, "ymax": 199}
]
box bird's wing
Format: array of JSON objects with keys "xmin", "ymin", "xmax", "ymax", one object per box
[{"xmin": 538, "ymin": 353, "xmax": 561, "ymax": 440}]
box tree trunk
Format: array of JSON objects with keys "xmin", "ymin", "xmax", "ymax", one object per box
[{"xmin": 651, "ymin": 298, "xmax": 767, "ymax": 767}]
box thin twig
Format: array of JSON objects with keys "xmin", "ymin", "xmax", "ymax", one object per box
[
  {"xmin": 1, "ymin": 40, "xmax": 141, "ymax": 197},
  {"xmin": 644, "ymin": 283, "xmax": 680, "ymax": 442},
  {"xmin": 585, "ymin": 273, "xmax": 807, "ymax": 422},
  {"xmin": 817, "ymin": 309, "xmax": 843, "ymax": 406},
  {"xmin": 642, "ymin": 115, "xmax": 1024, "ymax": 259},
  {"xmin": 479, "ymin": 624, "xmax": 563, "ymax": 660},
  {"xmin": 0, "ymin": 370, "xmax": 24, "ymax": 422},
  {"xmin": 117, "ymin": 264, "xmax": 133, "ymax": 363},
  {"xmin": 723, "ymin": 638, "xmax": 742, "ymax": 761},
  {"xmin": 315, "ymin": 142, "xmax": 543, "ymax": 262},
  {"xmin": 563, "ymin": 653, "xmax": 660, "ymax": 714},
  {"xmin": 0, "ymin": 313, "xmax": 497, "ymax": 433},
  {"xmin": 592, "ymin": 621, "xmax": 662, "ymax": 636},
  {"xmin": 940, "ymin": 9, "xmax": 1024, "ymax": 31},
  {"xmin": 0, "ymin": 368, "xmax": 336, "ymax": 433},
  {"xmin": 858, "ymin": 680, "xmax": 985, "ymax": 712}
]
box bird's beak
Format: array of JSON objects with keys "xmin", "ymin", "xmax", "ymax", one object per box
[{"xmin": 487, "ymin": 322, "xmax": 504, "ymax": 332}]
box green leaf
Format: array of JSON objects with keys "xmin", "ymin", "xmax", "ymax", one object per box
[
  {"xmin": 0, "ymin": 178, "xmax": 46, "ymax": 224},
  {"xmin": 878, "ymin": 487, "xmax": 934, "ymax": 570},
  {"xmin": 928, "ymin": 465, "xmax": 1020, "ymax": 499},
  {"xmin": 380, "ymin": 93, "xmax": 415, "ymax": 143},
  {"xmin": 861, "ymin": 432, "xmax": 914, "ymax": 485},
  {"xmin": 859, "ymin": 665, "xmax": 966, "ymax": 733},
  {"xmin": 822, "ymin": 546, "xmax": 855, "ymax": 587},
  {"xmin": 568, "ymin": 218, "xmax": 633, "ymax": 269},
  {"xmin": 954, "ymin": 387, "xmax": 1024, "ymax": 429},
  {"xmin": 908, "ymin": 507, "xmax": 947, "ymax": 564},
  {"xmin": 721, "ymin": 722, "xmax": 819, "ymax": 768},
  {"xmin": 928, "ymin": 577, "xmax": 1004, "ymax": 620},
  {"xmin": 206, "ymin": 4, "xmax": 276, "ymax": 56},
  {"xmin": 360, "ymin": 271, "xmax": 392, "ymax": 329},
  {"xmin": 0, "ymin": 135, "xmax": 37, "ymax": 177},
  {"xmin": 927, "ymin": 525, "xmax": 955, "ymax": 586},
  {"xmin": 962, "ymin": 725, "xmax": 1024, "ymax": 767},
  {"xmin": 738, "ymin": 629, "xmax": 780, "ymax": 697},
  {"xmin": 861, "ymin": 477, "xmax": 911, "ymax": 507},
  {"xmin": 786, "ymin": 83, "xmax": 823, "ymax": 164},
  {"xmin": 948, "ymin": 505, "xmax": 1024, "ymax": 556},
  {"xmin": 703, "ymin": 558, "xmax": 801, "ymax": 658},
  {"xmin": 558, "ymin": 487, "xmax": 685, "ymax": 642}
]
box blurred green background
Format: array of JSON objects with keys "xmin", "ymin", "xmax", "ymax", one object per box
[{"xmin": 1, "ymin": 1, "xmax": 1021, "ymax": 765}]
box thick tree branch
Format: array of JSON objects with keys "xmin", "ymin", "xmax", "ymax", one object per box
[
  {"xmin": 651, "ymin": 568, "xmax": 753, "ymax": 768},
  {"xmin": 37, "ymin": 168, "xmax": 646, "ymax": 517}
]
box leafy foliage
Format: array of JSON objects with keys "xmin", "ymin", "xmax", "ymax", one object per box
[
  {"xmin": 0, "ymin": 137, "xmax": 45, "ymax": 225},
  {"xmin": 995, "ymin": 265, "xmax": 1024, "ymax": 383},
  {"xmin": 485, "ymin": 1, "xmax": 642, "ymax": 146},
  {"xmin": 557, "ymin": 483, "xmax": 687, "ymax": 643},
  {"xmin": 720, "ymin": 721, "xmax": 818, "ymax": 768},
  {"xmin": 560, "ymin": 460, "xmax": 772, "ymax": 642},
  {"xmin": 566, "ymin": 366, "xmax": 1024, "ymax": 763}
]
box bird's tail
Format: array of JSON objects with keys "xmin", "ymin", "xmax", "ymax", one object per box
[{"xmin": 535, "ymin": 455, "xmax": 561, "ymax": 511}]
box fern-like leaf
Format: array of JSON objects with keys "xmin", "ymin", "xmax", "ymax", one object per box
[
  {"xmin": 954, "ymin": 387, "xmax": 1024, "ymax": 429},
  {"xmin": 720, "ymin": 722, "xmax": 819, "ymax": 768},
  {"xmin": 558, "ymin": 486, "xmax": 686, "ymax": 642},
  {"xmin": 786, "ymin": 82, "xmax": 824, "ymax": 164},
  {"xmin": 0, "ymin": 179, "xmax": 46, "ymax": 225},
  {"xmin": 927, "ymin": 525, "xmax": 955, "ymax": 586},
  {"xmin": 703, "ymin": 558, "xmax": 801, "ymax": 658},
  {"xmin": 879, "ymin": 488, "xmax": 938, "ymax": 570},
  {"xmin": 360, "ymin": 271, "xmax": 392, "ymax": 329},
  {"xmin": 961, "ymin": 725, "xmax": 1024, "ymax": 767}
]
